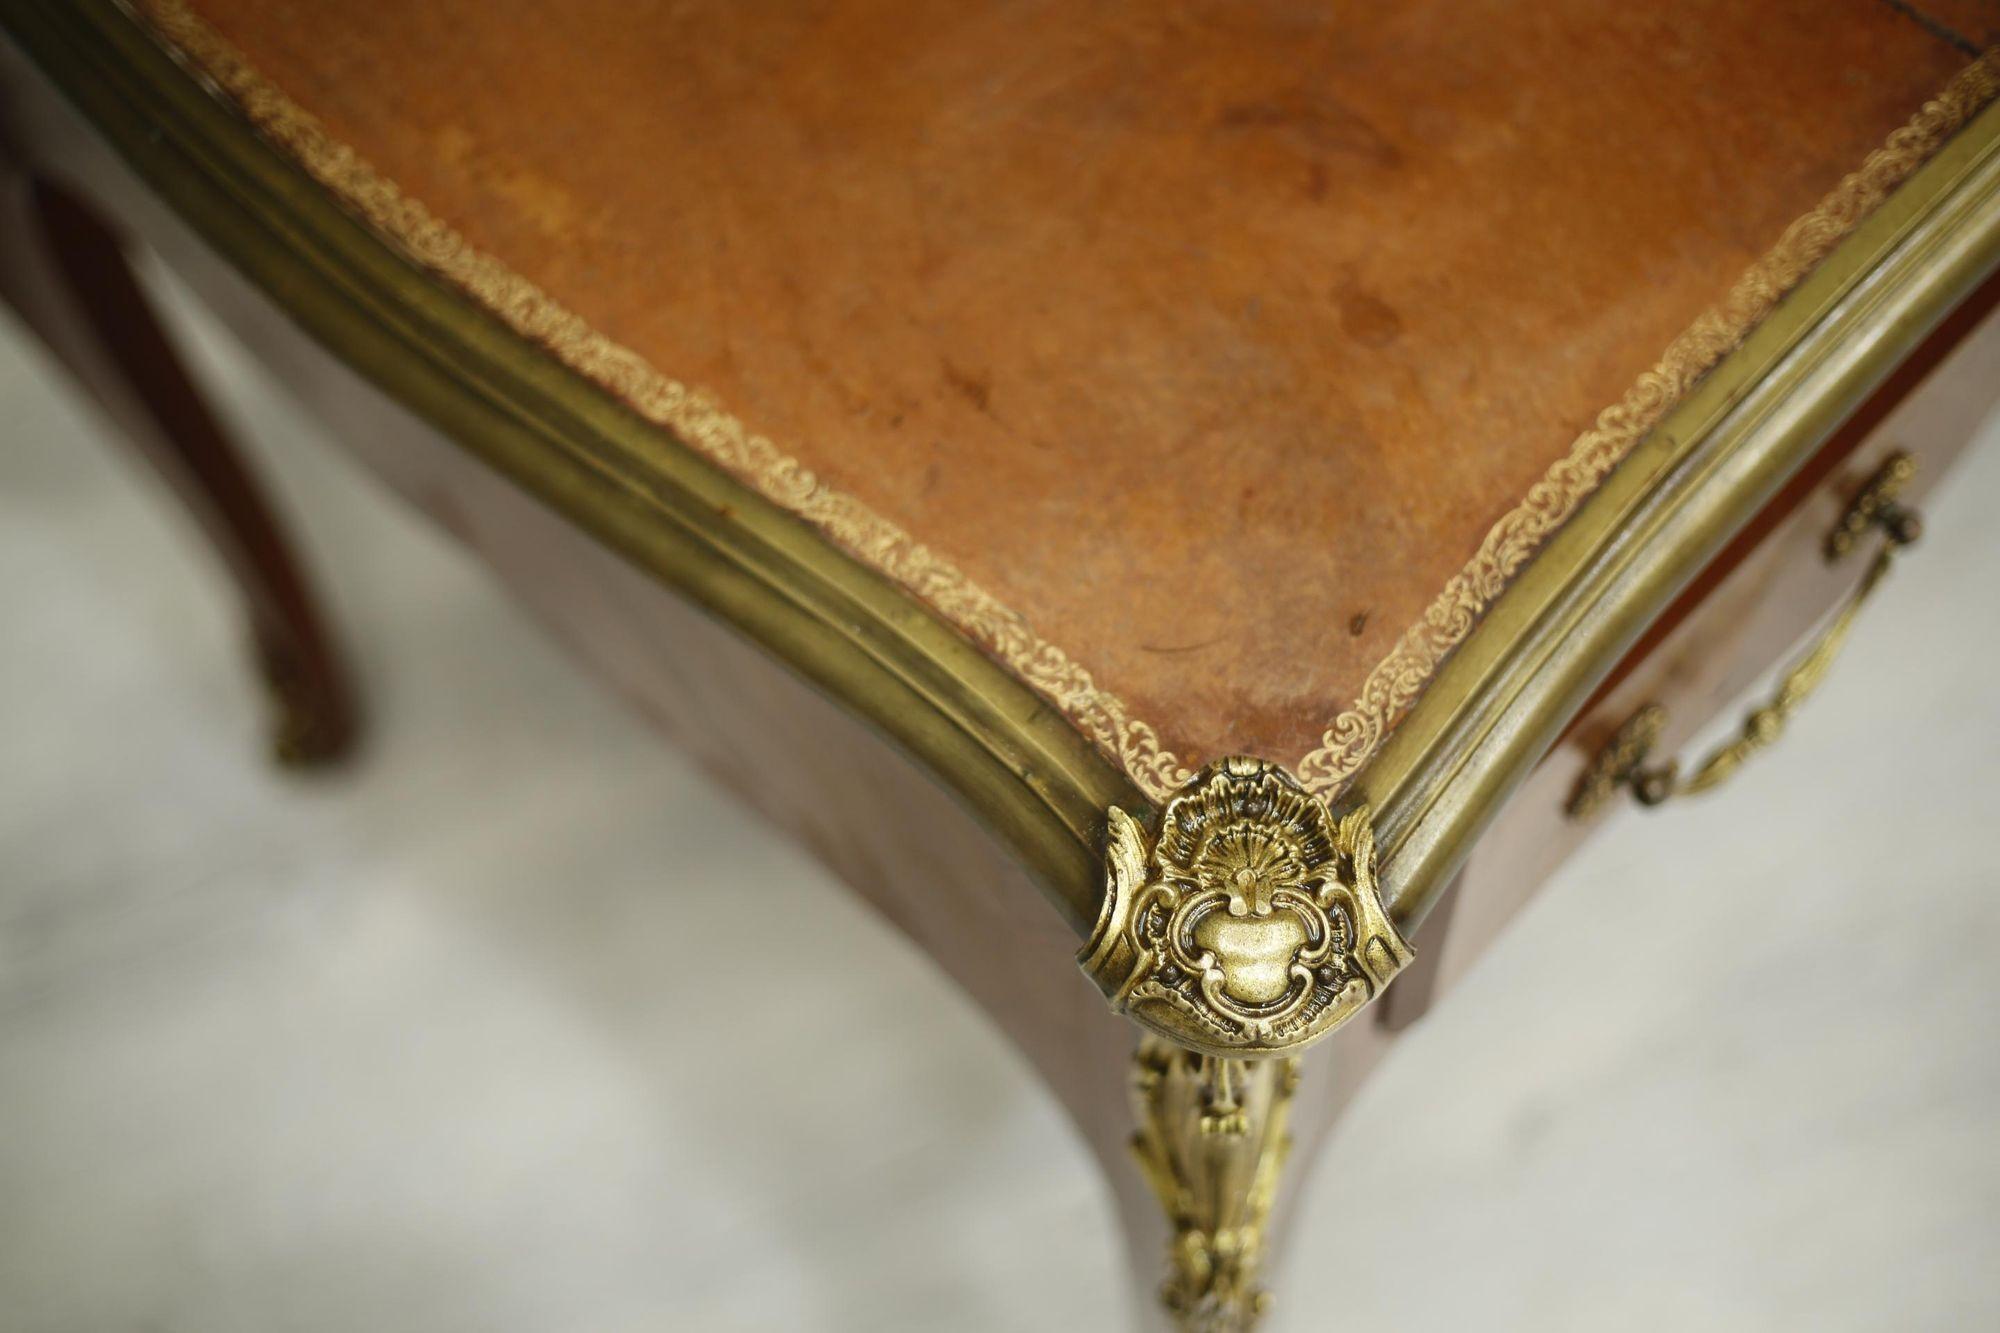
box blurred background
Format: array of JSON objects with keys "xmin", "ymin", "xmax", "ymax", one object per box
[{"xmin": 2, "ymin": 264, "xmax": 1997, "ymax": 1332}]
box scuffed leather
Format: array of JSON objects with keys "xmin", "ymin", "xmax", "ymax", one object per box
[{"xmin": 178, "ymin": 0, "xmax": 1966, "ymax": 767}]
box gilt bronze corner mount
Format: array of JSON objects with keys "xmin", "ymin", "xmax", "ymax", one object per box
[
  {"xmin": 1080, "ymin": 756, "xmax": 1413, "ymax": 1061},
  {"xmin": 1084, "ymin": 758, "xmax": 1408, "ymax": 1328}
]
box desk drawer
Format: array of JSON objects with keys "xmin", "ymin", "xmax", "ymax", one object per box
[{"xmin": 1384, "ymin": 281, "xmax": 2000, "ymax": 1026}]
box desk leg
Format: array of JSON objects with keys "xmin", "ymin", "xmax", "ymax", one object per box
[
  {"xmin": 1128, "ymin": 1042, "xmax": 1298, "ymax": 1330},
  {"xmin": 0, "ymin": 166, "xmax": 357, "ymax": 765}
]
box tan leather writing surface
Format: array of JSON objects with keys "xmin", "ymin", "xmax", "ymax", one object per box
[{"xmin": 155, "ymin": 0, "xmax": 1974, "ymax": 783}]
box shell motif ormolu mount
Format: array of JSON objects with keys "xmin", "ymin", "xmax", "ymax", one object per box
[{"xmin": 1080, "ymin": 757, "xmax": 1413, "ymax": 1058}]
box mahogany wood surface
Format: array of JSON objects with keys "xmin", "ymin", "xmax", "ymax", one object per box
[
  {"xmin": 5, "ymin": 22, "xmax": 1994, "ymax": 1321},
  {"xmin": 1572, "ymin": 264, "xmax": 2000, "ymax": 723},
  {"xmin": 1416, "ymin": 294, "xmax": 2000, "ymax": 1019},
  {"xmin": 143, "ymin": 0, "xmax": 1973, "ymax": 770},
  {"xmin": 0, "ymin": 45, "xmax": 1410, "ymax": 1317},
  {"xmin": 0, "ymin": 135, "xmax": 356, "ymax": 765}
]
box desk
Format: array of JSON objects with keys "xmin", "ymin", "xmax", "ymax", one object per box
[{"xmin": 3, "ymin": 2, "xmax": 1996, "ymax": 1325}]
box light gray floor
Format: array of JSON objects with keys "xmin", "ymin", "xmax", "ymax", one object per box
[{"xmin": 2, "ymin": 273, "xmax": 1997, "ymax": 1333}]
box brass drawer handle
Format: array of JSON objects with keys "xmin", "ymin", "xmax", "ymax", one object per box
[{"xmin": 1567, "ymin": 451, "xmax": 1921, "ymax": 819}]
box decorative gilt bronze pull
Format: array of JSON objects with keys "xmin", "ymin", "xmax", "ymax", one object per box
[{"xmin": 1568, "ymin": 451, "xmax": 1921, "ymax": 820}]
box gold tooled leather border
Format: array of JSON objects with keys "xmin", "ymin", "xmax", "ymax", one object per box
[
  {"xmin": 1296, "ymin": 50, "xmax": 2000, "ymax": 790},
  {"xmin": 129, "ymin": 0, "xmax": 1198, "ymax": 800},
  {"xmin": 127, "ymin": 0, "xmax": 1998, "ymax": 801}
]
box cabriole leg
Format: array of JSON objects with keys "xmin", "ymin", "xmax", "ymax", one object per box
[{"xmin": 0, "ymin": 154, "xmax": 357, "ymax": 766}]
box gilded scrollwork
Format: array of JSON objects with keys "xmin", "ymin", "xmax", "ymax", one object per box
[
  {"xmin": 1080, "ymin": 757, "xmax": 1412, "ymax": 1059},
  {"xmin": 1130, "ymin": 1039, "xmax": 1298, "ymax": 1332}
]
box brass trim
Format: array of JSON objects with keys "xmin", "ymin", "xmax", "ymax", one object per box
[
  {"xmin": 106, "ymin": 2, "xmax": 2000, "ymax": 804},
  {"xmin": 121, "ymin": 0, "xmax": 1197, "ymax": 803},
  {"xmin": 1565, "ymin": 703, "xmax": 1670, "ymax": 820},
  {"xmin": 12, "ymin": 0, "xmax": 1999, "ymax": 945},
  {"xmin": 1130, "ymin": 1039, "xmax": 1299, "ymax": 1332},
  {"xmin": 0, "ymin": 0, "xmax": 1138, "ymax": 932},
  {"xmin": 1825, "ymin": 449, "xmax": 1925, "ymax": 560},
  {"xmin": 1082, "ymin": 758, "xmax": 1411, "ymax": 1059},
  {"xmin": 1566, "ymin": 452, "xmax": 1921, "ymax": 819},
  {"xmin": 1369, "ymin": 118, "xmax": 2000, "ymax": 928},
  {"xmin": 1293, "ymin": 55, "xmax": 1999, "ymax": 792}
]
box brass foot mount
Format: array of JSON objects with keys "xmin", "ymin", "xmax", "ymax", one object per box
[
  {"xmin": 1085, "ymin": 757, "xmax": 1413, "ymax": 1329},
  {"xmin": 1131, "ymin": 1039, "xmax": 1299, "ymax": 1332}
]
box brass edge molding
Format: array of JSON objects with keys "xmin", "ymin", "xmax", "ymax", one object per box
[
  {"xmin": 1, "ymin": 0, "xmax": 1141, "ymax": 932},
  {"xmin": 122, "ymin": 0, "xmax": 1201, "ymax": 801},
  {"xmin": 99, "ymin": 2, "xmax": 1998, "ymax": 809},
  {"xmin": 1290, "ymin": 48, "xmax": 2000, "ymax": 792},
  {"xmin": 1130, "ymin": 1039, "xmax": 1298, "ymax": 1331},
  {"xmin": 1081, "ymin": 757, "xmax": 1411, "ymax": 1058},
  {"xmin": 1367, "ymin": 101, "xmax": 2000, "ymax": 926},
  {"xmin": 16, "ymin": 0, "xmax": 1992, "ymax": 959}
]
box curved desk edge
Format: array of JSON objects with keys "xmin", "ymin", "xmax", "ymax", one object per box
[
  {"xmin": 10, "ymin": 0, "xmax": 1998, "ymax": 967},
  {"xmin": 0, "ymin": 0, "xmax": 1141, "ymax": 935},
  {"xmin": 1367, "ymin": 93, "xmax": 2000, "ymax": 930}
]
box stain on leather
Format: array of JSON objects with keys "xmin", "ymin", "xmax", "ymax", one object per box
[{"xmin": 1335, "ymin": 281, "xmax": 1403, "ymax": 350}]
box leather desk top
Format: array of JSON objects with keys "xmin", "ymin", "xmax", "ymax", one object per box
[{"xmin": 133, "ymin": 0, "xmax": 1991, "ymax": 797}]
